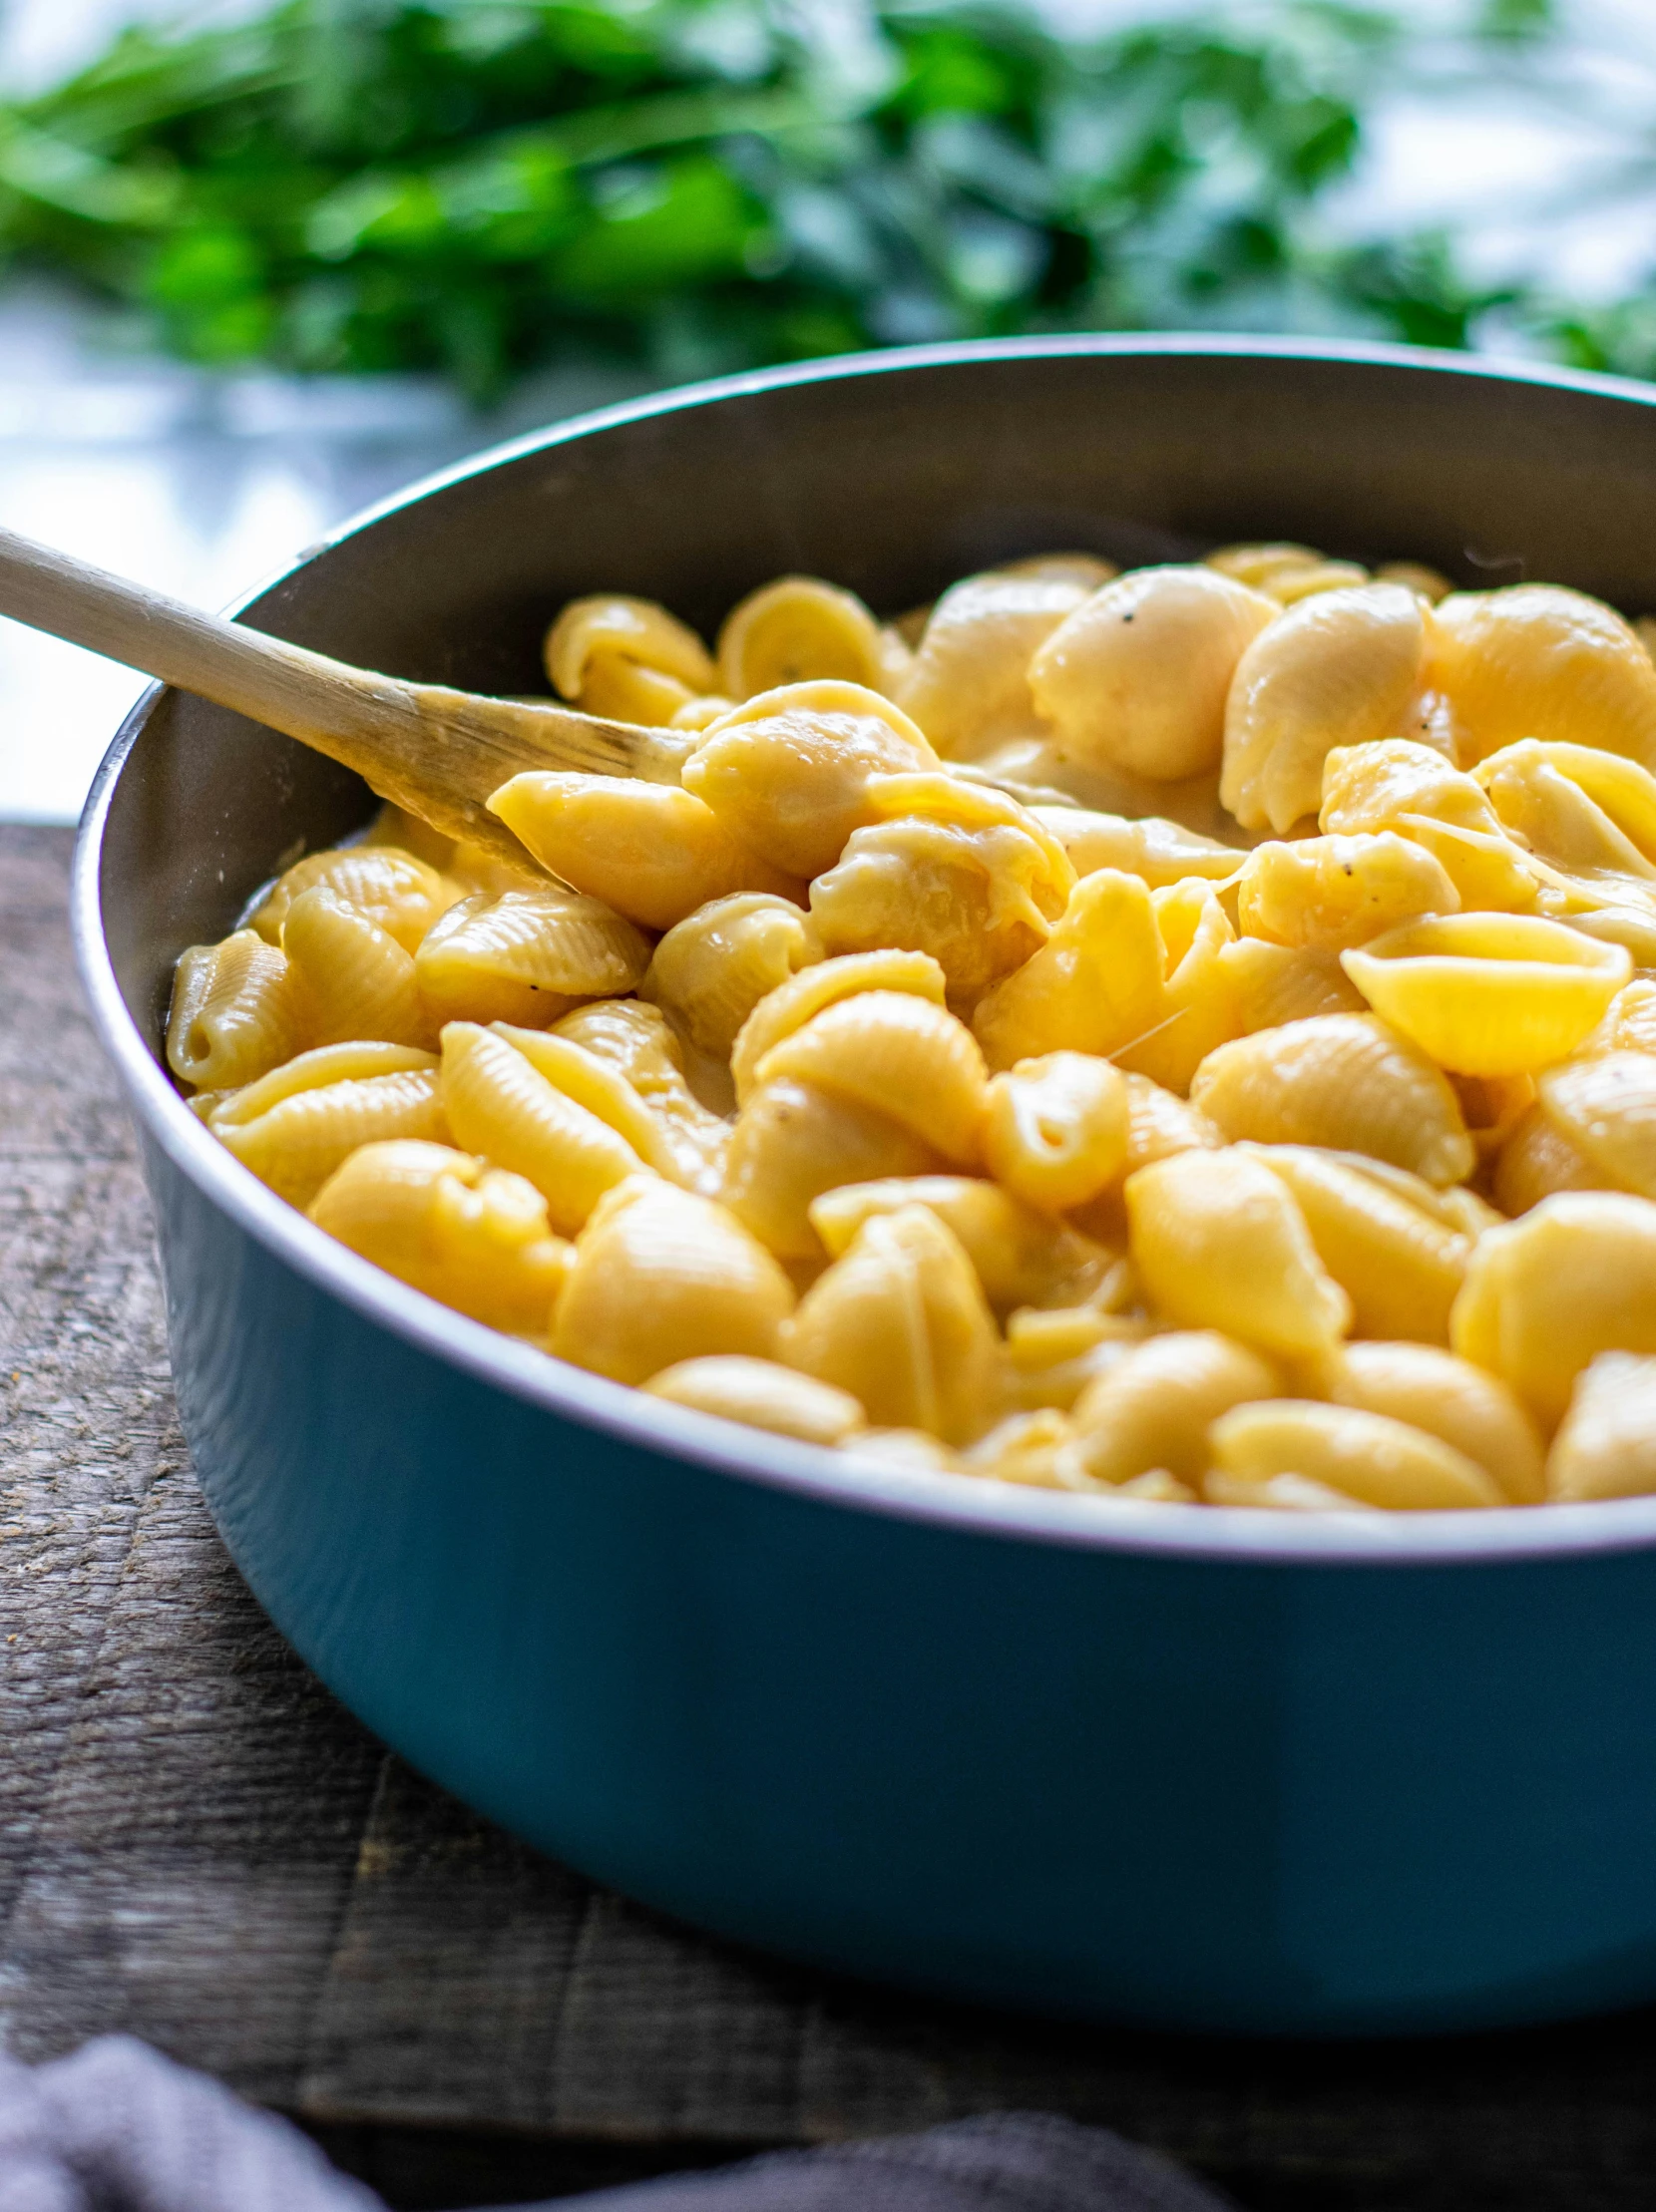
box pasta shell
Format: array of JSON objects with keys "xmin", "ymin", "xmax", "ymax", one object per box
[
  {"xmin": 213, "ymin": 1054, "xmax": 445, "ymax": 1208},
  {"xmin": 1449, "ymin": 1069, "xmax": 1536, "ymax": 1164},
  {"xmin": 1122, "ymin": 1071, "xmax": 1224, "ymax": 1167},
  {"xmin": 1546, "ymin": 1353, "xmax": 1656, "ymax": 1502},
  {"xmin": 716, "ymin": 576, "xmax": 887, "ymax": 699},
  {"xmin": 1206, "ymin": 1402, "xmax": 1500, "ymax": 1510},
  {"xmin": 643, "ymin": 1355, "xmax": 865, "ymax": 1446},
  {"xmin": 167, "ymin": 929, "xmax": 304, "ymax": 1091},
  {"xmin": 1342, "ymin": 914, "xmax": 1632, "ymax": 1077},
  {"xmin": 1191, "ymin": 1014, "xmax": 1475, "ymax": 1185},
  {"xmin": 875, "ymin": 626, "xmax": 915, "ymax": 694},
  {"xmin": 1395, "ymin": 815, "xmax": 1540, "ymax": 915},
  {"xmin": 1275, "ymin": 561, "xmax": 1383, "ymax": 605},
  {"xmin": 415, "ymin": 885, "xmax": 651, "ymax": 1030},
  {"xmin": 721, "ymin": 1080, "xmax": 943, "ymax": 1258},
  {"xmin": 1006, "ymin": 1303, "xmax": 1139, "ymax": 1364},
  {"xmin": 1321, "ymin": 737, "xmax": 1520, "ymax": 841},
  {"xmin": 641, "ymin": 893, "xmax": 823, "ymax": 1061},
  {"xmin": 961, "ymin": 1409, "xmax": 1086, "ymax": 1492},
  {"xmin": 972, "ymin": 869, "xmax": 1167, "ymax": 1072},
  {"xmin": 1116, "ymin": 882, "xmax": 1242, "ymax": 1094},
  {"xmin": 492, "ymin": 1023, "xmax": 699, "ymax": 1187},
  {"xmin": 896, "ymin": 569, "xmax": 1093, "ymax": 759},
  {"xmin": 1241, "ymin": 1143, "xmax": 1471, "ymax": 1344},
  {"xmin": 545, "ymin": 593, "xmax": 715, "ymax": 698},
  {"xmin": 682, "ymin": 683, "xmax": 935, "ymax": 878},
  {"xmin": 809, "ymin": 1175, "xmax": 1115, "ymax": 1315},
  {"xmin": 784, "ymin": 1205, "xmax": 999, "ymax": 1443},
  {"xmin": 308, "ymin": 1139, "xmax": 570, "ymax": 1335},
  {"xmin": 1563, "ymin": 906, "xmax": 1656, "ymax": 967},
  {"xmin": 997, "ymin": 553, "xmax": 1119, "ymax": 588},
  {"xmin": 1125, "ymin": 1146, "xmax": 1352, "ymax": 1359},
  {"xmin": 703, "ymin": 678, "xmax": 928, "ymax": 741},
  {"xmin": 1428, "ymin": 584, "xmax": 1656, "ymax": 771},
  {"xmin": 1321, "ymin": 1341, "xmax": 1545, "ymax": 1504},
  {"xmin": 753, "ymin": 991, "xmax": 989, "ymax": 1166},
  {"xmin": 282, "ymin": 886, "xmax": 434, "ymax": 1050},
  {"xmin": 1065, "ymin": 1330, "xmax": 1279, "ymax": 1487},
  {"xmin": 1213, "ymin": 938, "xmax": 1368, "ymax": 1033},
  {"xmin": 1477, "ymin": 738, "xmax": 1656, "ymax": 895},
  {"xmin": 552, "ymin": 998, "xmax": 729, "ymax": 1184},
  {"xmin": 1450, "ymin": 1191, "xmax": 1656, "ymax": 1429},
  {"xmin": 439, "ymin": 1020, "xmax": 649, "ymax": 1236},
  {"xmin": 1236, "ymin": 833, "xmax": 1458, "ymax": 951},
  {"xmin": 977, "ymin": 738, "xmax": 1234, "ymax": 841},
  {"xmin": 571, "ymin": 652, "xmax": 696, "ymax": 727},
  {"xmin": 1573, "ymin": 979, "xmax": 1656, "ymax": 1060},
  {"xmin": 488, "ymin": 772, "xmax": 801, "ymax": 931},
  {"xmin": 551, "ymin": 995, "xmax": 686, "ymax": 1089},
  {"xmin": 209, "ymin": 1039, "xmax": 436, "ymax": 1124},
  {"xmin": 249, "ymin": 845, "xmax": 452, "ymax": 952},
  {"xmin": 1029, "ymin": 565, "xmax": 1276, "ymax": 781},
  {"xmin": 1207, "ymin": 542, "xmax": 1372, "ymax": 605},
  {"xmin": 1491, "ymin": 1102, "xmax": 1605, "ymax": 1216},
  {"xmin": 1029, "ymin": 805, "xmax": 1242, "ymax": 889},
  {"xmin": 446, "ymin": 838, "xmax": 547, "ymax": 899},
  {"xmin": 983, "ymin": 1052, "xmax": 1129, "ymax": 1213},
  {"xmin": 1324, "ymin": 1152, "xmax": 1499, "ymax": 1240},
  {"xmin": 1153, "ymin": 876, "xmax": 1222, "ymax": 972},
  {"xmin": 1535, "ymin": 1052, "xmax": 1656, "ymax": 1201},
  {"xmin": 730, "ymin": 948, "xmax": 948, "ymax": 1104},
  {"xmin": 807, "ymin": 777, "xmax": 1073, "ymax": 1009},
  {"xmin": 1221, "ymin": 584, "xmax": 1429, "ymax": 835},
  {"xmin": 555, "ymin": 1178, "xmax": 795, "ymax": 1385},
  {"xmin": 1374, "ymin": 560, "xmax": 1453, "ymax": 604},
  {"xmin": 1208, "ymin": 541, "xmax": 1332, "ymax": 589},
  {"xmin": 1062, "ymin": 1072, "xmax": 1225, "ymax": 1245},
  {"xmin": 670, "ymin": 692, "xmax": 738, "ymax": 733},
  {"xmin": 363, "ymin": 800, "xmax": 458, "ymax": 874},
  {"xmin": 1000, "ymin": 1307, "xmax": 1149, "ymax": 1415},
  {"xmin": 861, "ymin": 771, "xmax": 1077, "ymax": 900},
  {"xmin": 1103, "ymin": 1471, "xmax": 1202, "ymax": 1503},
  {"xmin": 807, "ymin": 819, "xmax": 1039, "ymax": 1005}
]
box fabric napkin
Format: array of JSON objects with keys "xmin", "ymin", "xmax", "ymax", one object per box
[{"xmin": 0, "ymin": 2036, "xmax": 1231, "ymax": 2212}]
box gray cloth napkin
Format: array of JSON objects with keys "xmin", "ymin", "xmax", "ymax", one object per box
[{"xmin": 0, "ymin": 2036, "xmax": 1231, "ymax": 2212}]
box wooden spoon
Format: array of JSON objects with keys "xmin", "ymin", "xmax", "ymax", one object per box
[{"xmin": 0, "ymin": 521, "xmax": 691, "ymax": 867}]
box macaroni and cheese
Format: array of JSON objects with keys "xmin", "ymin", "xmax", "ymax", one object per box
[{"xmin": 166, "ymin": 546, "xmax": 1656, "ymax": 1511}]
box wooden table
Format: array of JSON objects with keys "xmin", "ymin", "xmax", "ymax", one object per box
[{"xmin": 6, "ymin": 819, "xmax": 1656, "ymax": 2210}]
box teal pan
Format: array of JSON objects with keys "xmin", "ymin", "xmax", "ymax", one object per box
[{"xmin": 72, "ymin": 336, "xmax": 1656, "ymax": 2035}]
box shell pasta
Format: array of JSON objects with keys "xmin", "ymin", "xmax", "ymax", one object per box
[{"xmin": 167, "ymin": 547, "xmax": 1656, "ymax": 1511}]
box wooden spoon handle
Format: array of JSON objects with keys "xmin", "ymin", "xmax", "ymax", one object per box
[
  {"xmin": 0, "ymin": 520, "xmax": 427, "ymax": 754},
  {"xmin": 0, "ymin": 521, "xmax": 681, "ymax": 865}
]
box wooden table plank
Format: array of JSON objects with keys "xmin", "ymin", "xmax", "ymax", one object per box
[
  {"xmin": 0, "ymin": 827, "xmax": 388, "ymax": 2100},
  {"xmin": 7, "ymin": 822, "xmax": 1656, "ymax": 2209}
]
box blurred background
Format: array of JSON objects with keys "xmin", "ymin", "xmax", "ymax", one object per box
[{"xmin": 2, "ymin": 0, "xmax": 1654, "ymax": 821}]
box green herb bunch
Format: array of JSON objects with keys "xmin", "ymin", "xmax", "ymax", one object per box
[{"xmin": 0, "ymin": 0, "xmax": 1551, "ymax": 397}]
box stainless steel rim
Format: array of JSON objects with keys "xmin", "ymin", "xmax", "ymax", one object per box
[{"xmin": 70, "ymin": 331, "xmax": 1656, "ymax": 1569}]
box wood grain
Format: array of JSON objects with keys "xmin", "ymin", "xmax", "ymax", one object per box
[{"xmin": 6, "ymin": 822, "xmax": 1656, "ymax": 2209}]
